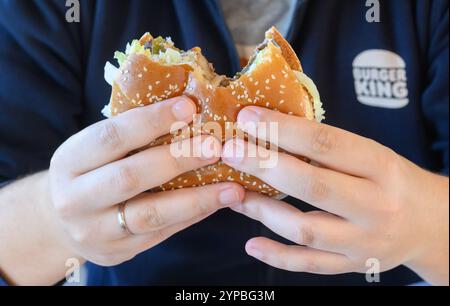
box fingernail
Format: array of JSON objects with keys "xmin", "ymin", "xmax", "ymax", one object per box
[
  {"xmin": 238, "ymin": 108, "xmax": 261, "ymax": 125},
  {"xmin": 172, "ymin": 97, "xmax": 196, "ymax": 122},
  {"xmin": 246, "ymin": 242, "xmax": 263, "ymax": 259},
  {"xmin": 222, "ymin": 139, "xmax": 245, "ymax": 165},
  {"xmin": 200, "ymin": 136, "xmax": 221, "ymax": 161},
  {"xmin": 219, "ymin": 187, "xmax": 241, "ymax": 205}
]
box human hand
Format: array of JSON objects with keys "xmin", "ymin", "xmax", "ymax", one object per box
[
  {"xmin": 48, "ymin": 96, "xmax": 244, "ymax": 266},
  {"xmin": 222, "ymin": 106, "xmax": 449, "ymax": 285}
]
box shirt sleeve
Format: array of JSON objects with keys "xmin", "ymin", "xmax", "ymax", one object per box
[
  {"xmin": 0, "ymin": 0, "xmax": 84, "ymax": 185},
  {"xmin": 421, "ymin": 0, "xmax": 449, "ymax": 175}
]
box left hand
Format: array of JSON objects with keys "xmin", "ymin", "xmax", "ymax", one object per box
[{"xmin": 222, "ymin": 106, "xmax": 449, "ymax": 285}]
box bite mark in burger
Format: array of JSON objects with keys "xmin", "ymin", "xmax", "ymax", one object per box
[{"xmin": 103, "ymin": 27, "xmax": 325, "ymax": 198}]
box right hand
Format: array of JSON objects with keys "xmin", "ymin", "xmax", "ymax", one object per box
[{"xmin": 48, "ymin": 96, "xmax": 245, "ymax": 266}]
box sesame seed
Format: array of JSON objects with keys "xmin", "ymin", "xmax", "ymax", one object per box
[
  {"xmin": 138, "ymin": 73, "xmax": 143, "ymax": 78},
  {"xmin": 265, "ymin": 79, "xmax": 270, "ymax": 84},
  {"xmin": 143, "ymin": 67, "xmax": 148, "ymax": 72},
  {"xmin": 271, "ymin": 74, "xmax": 276, "ymax": 80},
  {"xmin": 166, "ymin": 73, "xmax": 171, "ymax": 78},
  {"xmin": 279, "ymin": 100, "xmax": 285, "ymax": 104}
]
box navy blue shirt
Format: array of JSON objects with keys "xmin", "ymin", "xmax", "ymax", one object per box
[{"xmin": 0, "ymin": 0, "xmax": 448, "ymax": 285}]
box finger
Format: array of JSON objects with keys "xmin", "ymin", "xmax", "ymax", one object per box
[
  {"xmin": 101, "ymin": 182, "xmax": 245, "ymax": 239},
  {"xmin": 232, "ymin": 192, "xmax": 361, "ymax": 253},
  {"xmin": 114, "ymin": 211, "xmax": 216, "ymax": 256},
  {"xmin": 245, "ymin": 237, "xmax": 353, "ymax": 274},
  {"xmin": 70, "ymin": 135, "xmax": 222, "ymax": 212},
  {"xmin": 222, "ymin": 139, "xmax": 376, "ymax": 219},
  {"xmin": 53, "ymin": 96, "xmax": 197, "ymax": 175},
  {"xmin": 237, "ymin": 106, "xmax": 393, "ymax": 179}
]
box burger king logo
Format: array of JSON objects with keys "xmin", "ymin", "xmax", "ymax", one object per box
[{"xmin": 352, "ymin": 49, "xmax": 409, "ymax": 109}]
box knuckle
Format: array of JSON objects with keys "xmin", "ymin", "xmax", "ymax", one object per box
[
  {"xmin": 169, "ymin": 155, "xmax": 187, "ymax": 174},
  {"xmin": 143, "ymin": 203, "xmax": 165, "ymax": 230},
  {"xmin": 114, "ymin": 165, "xmax": 141, "ymax": 194},
  {"xmin": 371, "ymin": 187, "xmax": 402, "ymax": 220},
  {"xmin": 311, "ymin": 126, "xmax": 336, "ymax": 154},
  {"xmin": 50, "ymin": 147, "xmax": 64, "ymax": 171},
  {"xmin": 71, "ymin": 228, "xmax": 91, "ymax": 245},
  {"xmin": 145, "ymin": 107, "xmax": 165, "ymax": 131},
  {"xmin": 294, "ymin": 220, "xmax": 316, "ymax": 247},
  {"xmin": 379, "ymin": 199, "xmax": 402, "ymax": 219},
  {"xmin": 301, "ymin": 256, "xmax": 320, "ymax": 273},
  {"xmin": 382, "ymin": 150, "xmax": 400, "ymax": 176},
  {"xmin": 99, "ymin": 121, "xmax": 123, "ymax": 148},
  {"xmin": 304, "ymin": 172, "xmax": 329, "ymax": 203},
  {"xmin": 53, "ymin": 194, "xmax": 76, "ymax": 220},
  {"xmin": 192, "ymin": 193, "xmax": 211, "ymax": 216}
]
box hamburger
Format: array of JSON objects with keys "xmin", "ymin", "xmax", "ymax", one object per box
[{"xmin": 103, "ymin": 27, "xmax": 325, "ymax": 198}]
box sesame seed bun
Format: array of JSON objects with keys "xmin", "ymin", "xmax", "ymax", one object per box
[
  {"xmin": 104, "ymin": 28, "xmax": 323, "ymax": 197},
  {"xmin": 264, "ymin": 26, "xmax": 303, "ymax": 72}
]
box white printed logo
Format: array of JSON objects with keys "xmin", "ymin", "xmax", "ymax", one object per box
[{"xmin": 353, "ymin": 50, "xmax": 409, "ymax": 109}]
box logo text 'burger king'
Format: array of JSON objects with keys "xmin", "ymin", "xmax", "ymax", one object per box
[{"xmin": 353, "ymin": 49, "xmax": 409, "ymax": 109}]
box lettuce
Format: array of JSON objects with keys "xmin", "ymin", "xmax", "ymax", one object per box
[
  {"xmin": 114, "ymin": 51, "xmax": 127, "ymax": 67},
  {"xmin": 114, "ymin": 39, "xmax": 151, "ymax": 67}
]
